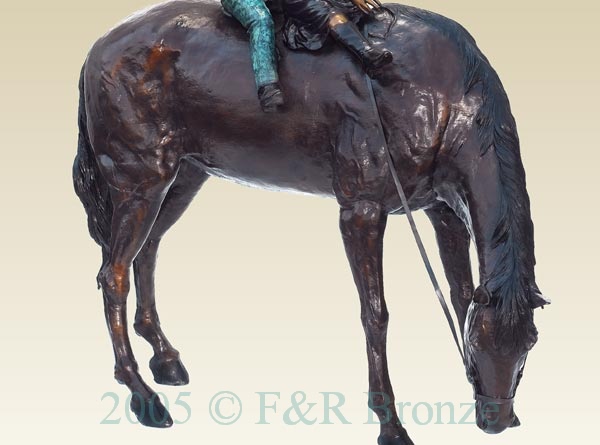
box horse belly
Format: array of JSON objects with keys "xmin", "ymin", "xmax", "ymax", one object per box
[{"xmin": 186, "ymin": 122, "xmax": 337, "ymax": 197}]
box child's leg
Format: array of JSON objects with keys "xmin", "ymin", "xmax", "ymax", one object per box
[{"xmin": 221, "ymin": 0, "xmax": 279, "ymax": 87}]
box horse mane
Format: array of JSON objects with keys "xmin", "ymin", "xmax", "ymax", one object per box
[{"xmin": 387, "ymin": 4, "xmax": 539, "ymax": 351}]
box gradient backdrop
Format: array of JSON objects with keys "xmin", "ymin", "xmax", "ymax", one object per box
[{"xmin": 0, "ymin": 1, "xmax": 598, "ymax": 443}]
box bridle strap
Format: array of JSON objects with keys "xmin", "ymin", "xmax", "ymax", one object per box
[
  {"xmin": 364, "ymin": 74, "xmax": 465, "ymax": 365},
  {"xmin": 475, "ymin": 393, "xmax": 514, "ymax": 405}
]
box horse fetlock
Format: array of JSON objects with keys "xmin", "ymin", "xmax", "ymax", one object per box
[
  {"xmin": 368, "ymin": 392, "xmax": 394, "ymax": 412},
  {"xmin": 133, "ymin": 310, "xmax": 160, "ymax": 337},
  {"xmin": 114, "ymin": 361, "xmax": 140, "ymax": 385}
]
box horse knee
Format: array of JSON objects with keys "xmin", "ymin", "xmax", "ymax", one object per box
[
  {"xmin": 98, "ymin": 264, "xmax": 131, "ymax": 303},
  {"xmin": 340, "ymin": 201, "xmax": 385, "ymax": 239},
  {"xmin": 361, "ymin": 309, "xmax": 389, "ymax": 344}
]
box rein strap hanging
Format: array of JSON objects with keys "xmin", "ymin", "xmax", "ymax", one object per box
[{"xmin": 364, "ymin": 74, "xmax": 466, "ymax": 364}]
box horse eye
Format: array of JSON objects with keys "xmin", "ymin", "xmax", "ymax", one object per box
[
  {"xmin": 469, "ymin": 337, "xmax": 482, "ymax": 350},
  {"xmin": 524, "ymin": 332, "xmax": 538, "ymax": 351}
]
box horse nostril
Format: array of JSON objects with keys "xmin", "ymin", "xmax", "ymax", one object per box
[
  {"xmin": 510, "ymin": 415, "xmax": 521, "ymax": 428},
  {"xmin": 477, "ymin": 416, "xmax": 488, "ymax": 431}
]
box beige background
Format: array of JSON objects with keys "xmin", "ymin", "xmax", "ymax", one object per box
[{"xmin": 0, "ymin": 0, "xmax": 598, "ymax": 443}]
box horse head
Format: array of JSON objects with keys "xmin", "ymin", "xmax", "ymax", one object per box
[{"xmin": 464, "ymin": 285, "xmax": 549, "ymax": 434}]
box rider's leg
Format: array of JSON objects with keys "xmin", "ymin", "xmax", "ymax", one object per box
[
  {"xmin": 327, "ymin": 11, "xmax": 393, "ymax": 76},
  {"xmin": 221, "ymin": 0, "xmax": 284, "ymax": 112},
  {"xmin": 282, "ymin": 0, "xmax": 392, "ymax": 76}
]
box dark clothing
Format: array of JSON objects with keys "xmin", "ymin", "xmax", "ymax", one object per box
[{"xmin": 281, "ymin": 0, "xmax": 361, "ymax": 50}]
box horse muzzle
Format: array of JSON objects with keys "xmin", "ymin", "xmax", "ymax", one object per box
[{"xmin": 475, "ymin": 395, "xmax": 520, "ymax": 434}]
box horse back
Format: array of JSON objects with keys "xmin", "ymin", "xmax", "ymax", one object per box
[
  {"xmin": 84, "ymin": 0, "xmax": 382, "ymax": 196},
  {"xmin": 82, "ymin": 1, "xmax": 478, "ymax": 203}
]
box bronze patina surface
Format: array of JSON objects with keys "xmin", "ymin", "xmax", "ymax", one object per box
[{"xmin": 73, "ymin": 2, "xmax": 548, "ymax": 442}]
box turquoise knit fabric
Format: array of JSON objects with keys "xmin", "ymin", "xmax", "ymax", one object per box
[{"xmin": 221, "ymin": 0, "xmax": 279, "ymax": 87}]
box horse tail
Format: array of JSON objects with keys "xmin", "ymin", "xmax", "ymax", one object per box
[
  {"xmin": 73, "ymin": 63, "xmax": 113, "ymax": 253},
  {"xmin": 474, "ymin": 64, "xmax": 548, "ymax": 339}
]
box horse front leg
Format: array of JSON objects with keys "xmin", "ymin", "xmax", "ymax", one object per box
[
  {"xmin": 339, "ymin": 201, "xmax": 414, "ymax": 445},
  {"xmin": 425, "ymin": 203, "xmax": 474, "ymax": 337}
]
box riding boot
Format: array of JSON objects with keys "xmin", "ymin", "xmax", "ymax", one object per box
[
  {"xmin": 329, "ymin": 19, "xmax": 393, "ymax": 76},
  {"xmin": 258, "ymin": 82, "xmax": 285, "ymax": 113}
]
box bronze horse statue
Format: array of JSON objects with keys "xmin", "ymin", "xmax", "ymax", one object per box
[{"xmin": 73, "ymin": 1, "xmax": 549, "ymax": 442}]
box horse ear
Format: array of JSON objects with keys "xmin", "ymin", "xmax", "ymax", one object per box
[
  {"xmin": 473, "ymin": 285, "xmax": 491, "ymax": 305},
  {"xmin": 530, "ymin": 286, "xmax": 551, "ymax": 309}
]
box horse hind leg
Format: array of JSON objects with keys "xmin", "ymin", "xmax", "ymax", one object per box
[
  {"xmin": 98, "ymin": 172, "xmax": 178, "ymax": 428},
  {"xmin": 133, "ymin": 161, "xmax": 209, "ymax": 385}
]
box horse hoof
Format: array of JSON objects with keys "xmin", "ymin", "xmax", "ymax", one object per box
[
  {"xmin": 378, "ymin": 432, "xmax": 415, "ymax": 445},
  {"xmin": 130, "ymin": 393, "xmax": 173, "ymax": 428},
  {"xmin": 150, "ymin": 354, "xmax": 190, "ymax": 386}
]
